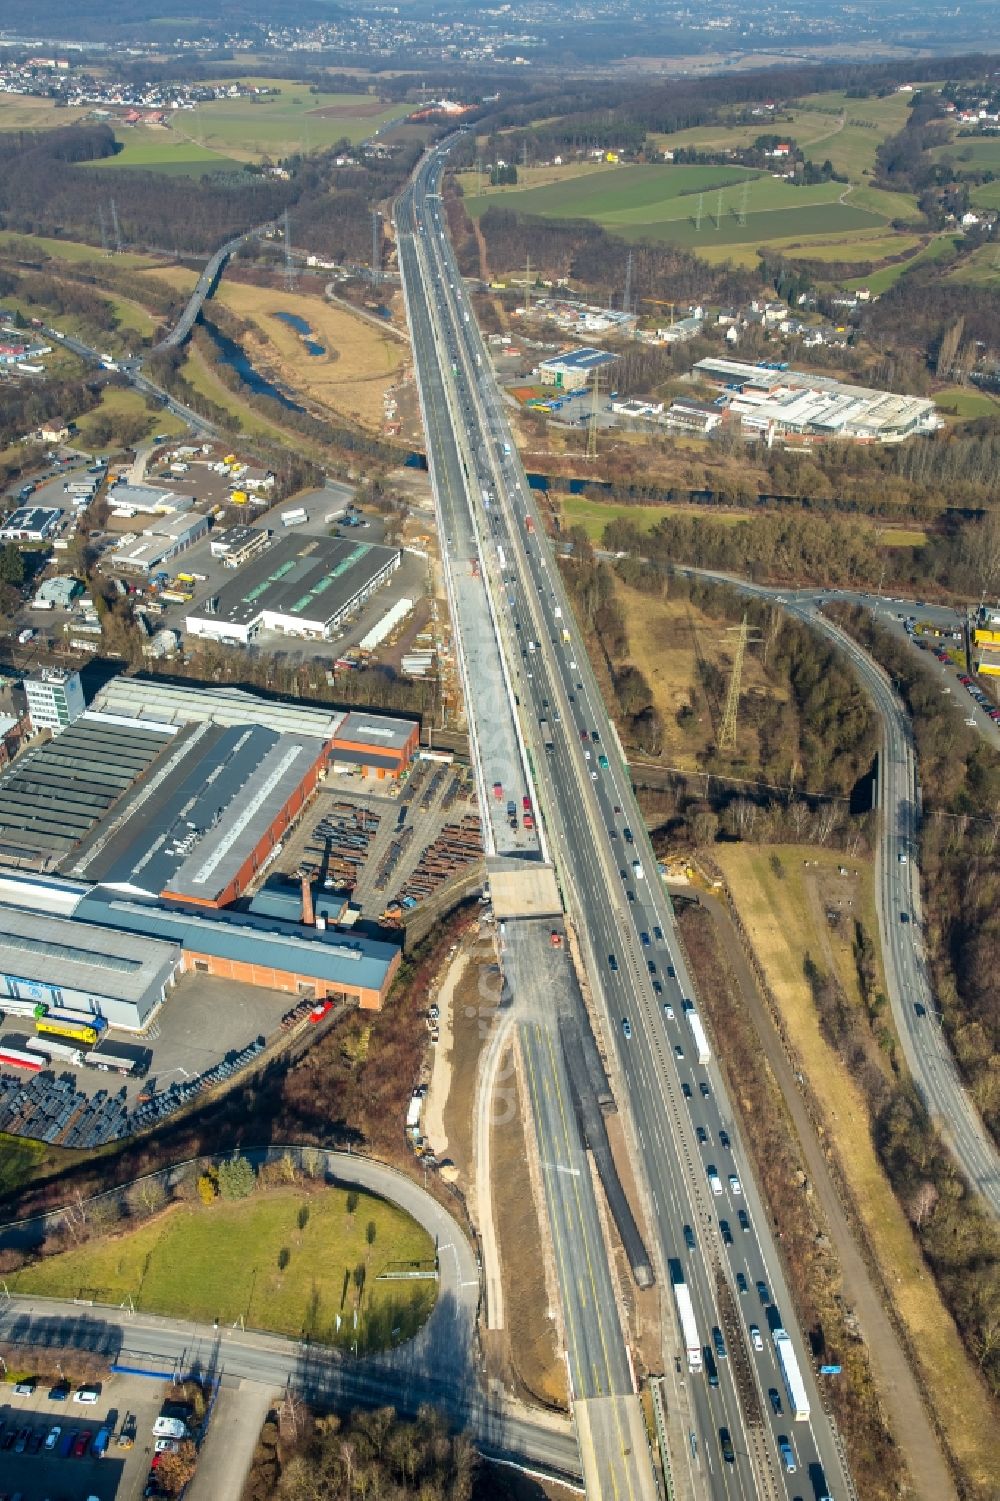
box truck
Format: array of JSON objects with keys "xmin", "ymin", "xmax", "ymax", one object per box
[
  {"xmin": 524, "ymin": 515, "xmax": 535, "ymax": 534},
  {"xmin": 92, "ymin": 1425, "xmax": 112, "ymax": 1458},
  {"xmin": 27, "ymin": 1037, "xmax": 83, "ymax": 1067},
  {"xmin": 84, "ymin": 1046, "xmax": 138, "ymax": 1077},
  {"xmin": 672, "ymin": 1275, "xmax": 702, "ymax": 1372},
  {"xmin": 687, "ymin": 1009, "xmax": 711, "ymax": 1065},
  {"xmin": 0, "ymin": 1046, "xmax": 43, "ymax": 1072},
  {"xmin": 561, "ymin": 628, "xmax": 571, "ymax": 644},
  {"xmin": 281, "ymin": 507, "xmax": 307, "ymax": 527},
  {"xmin": 540, "ymin": 719, "xmax": 554, "ymax": 751},
  {"xmin": 773, "ymin": 1328, "xmax": 810, "ymax": 1421},
  {"xmin": 0, "ymin": 998, "xmax": 47, "ymax": 1021}
]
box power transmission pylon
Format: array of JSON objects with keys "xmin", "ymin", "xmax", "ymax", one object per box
[
  {"xmin": 523, "ymin": 254, "xmax": 532, "ymax": 317},
  {"xmin": 110, "ymin": 199, "xmax": 123, "ymax": 253},
  {"xmin": 622, "ymin": 250, "xmax": 633, "ymax": 317},
  {"xmin": 695, "ymin": 192, "xmax": 704, "ymax": 231},
  {"xmin": 738, "ymin": 177, "xmax": 749, "ymax": 227},
  {"xmin": 371, "ymin": 209, "xmax": 382, "ymax": 287},
  {"xmin": 283, "ymin": 207, "xmax": 296, "ymax": 291},
  {"xmin": 718, "ymin": 615, "xmax": 749, "ymax": 750},
  {"xmin": 718, "ymin": 615, "xmax": 763, "ymax": 751},
  {"xmin": 475, "ymin": 156, "xmax": 483, "ymax": 194},
  {"xmin": 586, "ymin": 369, "xmax": 601, "ymax": 462},
  {"xmin": 97, "ymin": 203, "xmax": 109, "ymax": 257},
  {"xmin": 715, "ymin": 188, "xmax": 723, "ymax": 230}
]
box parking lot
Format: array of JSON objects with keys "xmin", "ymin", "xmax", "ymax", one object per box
[{"xmin": 0, "ymin": 1368, "xmax": 165, "ymax": 1501}]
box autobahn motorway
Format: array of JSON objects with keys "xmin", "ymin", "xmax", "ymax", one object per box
[
  {"xmin": 675, "ymin": 572, "xmax": 1000, "ymax": 1219},
  {"xmin": 398, "ymin": 143, "xmax": 851, "ymax": 1501}
]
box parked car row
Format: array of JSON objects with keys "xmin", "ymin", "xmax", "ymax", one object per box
[{"xmin": 0, "ymin": 1417, "xmax": 108, "ymax": 1461}]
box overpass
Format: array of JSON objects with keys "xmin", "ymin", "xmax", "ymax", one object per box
[{"xmin": 152, "ymin": 220, "xmax": 277, "ymax": 353}]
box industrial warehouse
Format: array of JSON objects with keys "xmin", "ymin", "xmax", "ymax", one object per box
[
  {"xmin": 690, "ymin": 358, "xmax": 940, "ymax": 444},
  {"xmin": 184, "ymin": 533, "xmax": 402, "ymax": 645},
  {"xmin": 0, "ymin": 680, "xmax": 428, "ymax": 1030}
]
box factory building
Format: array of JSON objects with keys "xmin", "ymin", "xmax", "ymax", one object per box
[
  {"xmin": 185, "ymin": 534, "xmax": 401, "ymax": 646},
  {"xmin": 111, "ymin": 512, "xmax": 209, "ymax": 575},
  {"xmin": 691, "ymin": 359, "xmax": 939, "ymax": 444},
  {"xmin": 535, "ymin": 346, "xmax": 618, "ymax": 391},
  {"xmin": 0, "ymin": 506, "xmax": 62, "ymax": 542},
  {"xmin": 0, "ymin": 900, "xmax": 181, "ymax": 1030},
  {"xmin": 25, "ymin": 668, "xmax": 85, "ymax": 736},
  {"xmin": 328, "ymin": 711, "xmax": 420, "ymax": 780},
  {"xmin": 210, "ymin": 525, "xmax": 271, "ymax": 568},
  {"xmin": 73, "ymin": 720, "xmax": 327, "ymax": 909},
  {"xmin": 107, "ymin": 484, "xmax": 194, "ymax": 516},
  {"xmin": 0, "ymin": 716, "xmax": 173, "ymax": 869}
]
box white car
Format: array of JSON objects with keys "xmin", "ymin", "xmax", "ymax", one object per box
[
  {"xmin": 73, "ymin": 1386, "xmax": 99, "ymax": 1404},
  {"xmin": 728, "ymin": 1174, "xmax": 742, "ymax": 1195},
  {"xmin": 155, "ymin": 1438, "xmax": 180, "ymax": 1453},
  {"xmin": 45, "ymin": 1426, "xmax": 61, "ymax": 1450},
  {"xmin": 749, "ymin": 1324, "xmax": 764, "ymax": 1352}
]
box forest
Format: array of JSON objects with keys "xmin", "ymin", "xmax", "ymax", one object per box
[{"xmin": 0, "ymin": 124, "xmax": 421, "ymax": 265}]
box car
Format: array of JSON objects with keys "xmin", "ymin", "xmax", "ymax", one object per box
[
  {"xmin": 700, "ymin": 1081, "xmax": 711, "ymax": 1098},
  {"xmin": 13, "ymin": 1378, "xmax": 36, "ymax": 1396},
  {"xmin": 27, "ymin": 1426, "xmax": 44, "ymax": 1453},
  {"xmin": 654, "ymin": 925, "xmax": 664, "ymax": 941},
  {"xmin": 712, "ymin": 1326, "xmax": 727, "ymax": 1359},
  {"xmin": 719, "ymin": 1427, "xmax": 735, "ymax": 1464},
  {"xmin": 58, "ymin": 1427, "xmax": 77, "ymax": 1457},
  {"xmin": 608, "ymin": 953, "xmax": 618, "ymax": 972},
  {"xmin": 623, "ymin": 827, "xmax": 633, "ymax": 843},
  {"xmin": 591, "ymin": 730, "xmax": 600, "ymax": 744},
  {"xmin": 778, "ymin": 1438, "xmax": 797, "ymax": 1474},
  {"xmin": 48, "ymin": 1382, "xmax": 69, "ymax": 1401},
  {"xmin": 756, "ymin": 1279, "xmax": 770, "ymax": 1305},
  {"xmin": 749, "ymin": 1324, "xmax": 764, "ymax": 1352},
  {"xmin": 580, "ymin": 729, "xmax": 589, "ymax": 742},
  {"xmin": 720, "ymin": 1218, "xmax": 733, "ymax": 1245},
  {"xmin": 626, "ymin": 888, "xmax": 635, "ymax": 902},
  {"xmin": 674, "ymin": 1043, "xmax": 685, "ymax": 1059},
  {"xmin": 640, "ymin": 931, "xmax": 650, "ymax": 946},
  {"xmin": 45, "ymin": 1425, "xmax": 62, "ymax": 1450},
  {"xmin": 769, "ymin": 1387, "xmax": 783, "ymax": 1416},
  {"xmin": 736, "ymin": 1271, "xmax": 748, "ymax": 1295},
  {"xmin": 666, "ymin": 963, "xmax": 675, "ymax": 977},
  {"xmin": 696, "ymin": 1125, "xmax": 708, "ymax": 1145},
  {"xmin": 719, "ymin": 1129, "xmax": 730, "ymax": 1150},
  {"xmin": 622, "ymin": 1017, "xmax": 632, "ymax": 1040},
  {"xmin": 738, "ymin": 1208, "xmax": 750, "ymax": 1233},
  {"xmin": 704, "ymin": 1348, "xmax": 719, "ymax": 1386},
  {"xmin": 683, "ymin": 1224, "xmax": 696, "ymax": 1250},
  {"xmin": 14, "ymin": 1426, "xmax": 29, "ymax": 1452},
  {"xmin": 900, "ymin": 911, "xmax": 909, "ymax": 924},
  {"xmin": 682, "ymin": 1081, "xmax": 692, "ymax": 1099},
  {"xmin": 0, "ymin": 1425, "xmax": 15, "ymax": 1450},
  {"xmin": 652, "ymin": 980, "xmax": 663, "ymax": 995},
  {"xmin": 729, "ymin": 1173, "xmax": 742, "ymax": 1195},
  {"xmin": 914, "ymin": 1002, "xmax": 926, "ymax": 1017},
  {"xmin": 74, "ymin": 1429, "xmax": 93, "ymax": 1456},
  {"xmin": 663, "ymin": 1003, "xmax": 674, "ymax": 1020},
  {"xmin": 74, "ymin": 1385, "xmax": 100, "ymax": 1404},
  {"xmin": 707, "ymin": 1166, "xmax": 722, "ymax": 1194},
  {"xmin": 155, "ymin": 1437, "xmax": 180, "ymax": 1453}
]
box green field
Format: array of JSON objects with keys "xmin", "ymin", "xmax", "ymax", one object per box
[
  {"xmin": 796, "ymin": 90, "xmax": 915, "ymax": 181},
  {"xmin": 945, "ymin": 241, "xmax": 1000, "ymax": 288},
  {"xmin": 13, "ymin": 1183, "xmax": 436, "ymax": 1349},
  {"xmin": 970, "ymin": 179, "xmax": 1000, "ymax": 211},
  {"xmin": 933, "ymin": 134, "xmax": 1000, "ymax": 168},
  {"xmin": 0, "ymin": 1134, "xmax": 49, "ymax": 1196},
  {"xmin": 934, "ymin": 385, "xmax": 1000, "ymax": 421},
  {"xmin": 0, "ymin": 231, "xmax": 157, "ymax": 269},
  {"xmin": 73, "ymin": 386, "xmax": 187, "ymax": 447},
  {"xmin": 463, "ymin": 163, "xmax": 885, "ymax": 247},
  {"xmin": 86, "ymin": 132, "xmax": 243, "ymax": 176},
  {"xmin": 172, "ymin": 84, "xmax": 413, "ymax": 161},
  {"xmin": 845, "ymin": 233, "xmax": 960, "ymax": 293}
]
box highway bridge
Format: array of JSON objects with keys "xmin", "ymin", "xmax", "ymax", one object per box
[
  {"xmin": 398, "ymin": 142, "xmax": 853, "ymax": 1501},
  {"xmin": 151, "ymin": 220, "xmax": 277, "ymax": 353}
]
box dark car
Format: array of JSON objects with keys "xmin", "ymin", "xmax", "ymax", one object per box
[
  {"xmin": 608, "ymin": 953, "xmax": 618, "ymax": 972},
  {"xmin": 73, "ymin": 1430, "xmax": 92, "ymax": 1457},
  {"xmin": 712, "ymin": 1326, "xmax": 727, "ymax": 1359},
  {"xmin": 699, "ymin": 1081, "xmax": 711, "ymax": 1099},
  {"xmin": 48, "ymin": 1382, "xmax": 70, "ymax": 1402},
  {"xmin": 682, "ymin": 1082, "xmax": 692, "ymax": 1099},
  {"xmin": 719, "ymin": 1218, "xmax": 733, "ymax": 1246},
  {"xmin": 654, "ymin": 926, "xmax": 664, "ymax": 941},
  {"xmin": 757, "ymin": 1279, "xmax": 770, "ymax": 1305},
  {"xmin": 736, "ymin": 1271, "xmax": 748, "ymax": 1295},
  {"xmin": 696, "ymin": 1125, "xmax": 708, "ymax": 1145},
  {"xmin": 719, "ymin": 1129, "xmax": 730, "ymax": 1150},
  {"xmin": 704, "ymin": 1348, "xmax": 719, "ymax": 1387},
  {"xmin": 683, "ymin": 1224, "xmax": 696, "ymax": 1250},
  {"xmin": 719, "ymin": 1427, "xmax": 735, "ymax": 1464},
  {"xmin": 14, "ymin": 1426, "xmax": 29, "ymax": 1452},
  {"xmin": 738, "ymin": 1208, "xmax": 750, "ymax": 1232},
  {"xmin": 769, "ymin": 1387, "xmax": 783, "ymax": 1416}
]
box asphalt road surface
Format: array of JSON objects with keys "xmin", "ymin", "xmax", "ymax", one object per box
[
  {"xmin": 398, "ymin": 142, "xmax": 851, "ymax": 1501},
  {"xmin": 677, "ymin": 570, "xmax": 1000, "ymax": 1221}
]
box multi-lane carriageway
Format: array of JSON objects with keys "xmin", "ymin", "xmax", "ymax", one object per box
[{"xmin": 397, "ymin": 141, "xmax": 852, "ymax": 1501}]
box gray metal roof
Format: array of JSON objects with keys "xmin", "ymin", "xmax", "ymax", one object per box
[
  {"xmin": 90, "ymin": 680, "xmax": 343, "ymax": 742},
  {"xmin": 0, "ymin": 903, "xmax": 181, "ymax": 1005},
  {"xmin": 78, "ymin": 721, "xmax": 324, "ymax": 904},
  {"xmin": 75, "ymin": 892, "xmax": 399, "ymax": 997},
  {"xmin": 189, "ymin": 533, "xmax": 400, "ymax": 630},
  {"xmin": 334, "ymin": 711, "xmax": 418, "ymax": 753},
  {"xmin": 0, "ymin": 719, "xmax": 173, "ymax": 865}
]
